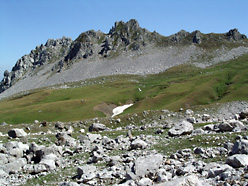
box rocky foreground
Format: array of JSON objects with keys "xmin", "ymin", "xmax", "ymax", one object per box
[{"xmin": 1, "ymin": 101, "xmax": 248, "ymax": 186}]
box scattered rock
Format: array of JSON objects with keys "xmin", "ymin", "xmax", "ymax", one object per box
[
  {"xmin": 130, "ymin": 139, "xmax": 147, "ymax": 149},
  {"xmin": 154, "ymin": 174, "xmax": 209, "ymax": 186},
  {"xmin": 134, "ymin": 154, "xmax": 163, "ymax": 178},
  {"xmin": 231, "ymin": 139, "xmax": 248, "ymax": 154},
  {"xmin": 8, "ymin": 128, "xmax": 27, "ymax": 138},
  {"xmin": 168, "ymin": 121, "xmax": 193, "ymax": 137},
  {"xmin": 194, "ymin": 147, "xmax": 205, "ymax": 154},
  {"xmin": 89, "ymin": 123, "xmax": 107, "ymax": 132},
  {"xmin": 185, "ymin": 109, "xmax": 194, "ymax": 115},
  {"xmin": 1, "ymin": 101, "xmax": 248, "ymax": 185},
  {"xmin": 138, "ymin": 177, "xmax": 153, "ymax": 186},
  {"xmin": 202, "ymin": 114, "xmax": 211, "ymax": 121},
  {"xmin": 55, "ymin": 121, "xmax": 65, "ymax": 130},
  {"xmin": 59, "ymin": 182, "xmax": 80, "ymax": 186},
  {"xmin": 226, "ymin": 154, "xmax": 248, "ymax": 168},
  {"xmin": 77, "ymin": 165, "xmax": 97, "ymax": 180},
  {"xmin": 218, "ymin": 120, "xmax": 245, "ymax": 132},
  {"xmin": 56, "ymin": 132, "xmax": 77, "ymax": 147}
]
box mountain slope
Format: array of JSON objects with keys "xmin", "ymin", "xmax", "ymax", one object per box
[
  {"xmin": 0, "ymin": 19, "xmax": 248, "ymax": 99},
  {"xmin": 0, "ymin": 53, "xmax": 248, "ymax": 124}
]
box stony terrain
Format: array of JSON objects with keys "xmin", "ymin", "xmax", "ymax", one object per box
[
  {"xmin": 1, "ymin": 101, "xmax": 248, "ymax": 186},
  {"xmin": 1, "ymin": 19, "xmax": 248, "ymax": 99}
]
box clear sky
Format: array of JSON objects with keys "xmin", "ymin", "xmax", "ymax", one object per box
[{"xmin": 0, "ymin": 0, "xmax": 247, "ymax": 79}]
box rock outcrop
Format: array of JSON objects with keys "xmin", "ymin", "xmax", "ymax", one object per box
[{"xmin": 0, "ymin": 37, "xmax": 72, "ymax": 93}]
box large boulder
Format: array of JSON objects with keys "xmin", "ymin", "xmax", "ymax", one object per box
[
  {"xmin": 240, "ymin": 111, "xmax": 248, "ymax": 119},
  {"xmin": 231, "ymin": 139, "xmax": 248, "ymax": 154},
  {"xmin": 8, "ymin": 128, "xmax": 27, "ymax": 138},
  {"xmin": 23, "ymin": 164, "xmax": 47, "ymax": 174},
  {"xmin": 130, "ymin": 139, "xmax": 147, "ymax": 150},
  {"xmin": 168, "ymin": 121, "xmax": 193, "ymax": 137},
  {"xmin": 39, "ymin": 154, "xmax": 59, "ymax": 171},
  {"xmin": 35, "ymin": 144, "xmax": 62, "ymax": 162},
  {"xmin": 3, "ymin": 158, "xmax": 27, "ymax": 174},
  {"xmin": 134, "ymin": 154, "xmax": 163, "ymax": 178},
  {"xmin": 87, "ymin": 133, "xmax": 102, "ymax": 143},
  {"xmin": 0, "ymin": 154, "xmax": 8, "ymax": 164},
  {"xmin": 77, "ymin": 165, "xmax": 97, "ymax": 180},
  {"xmin": 138, "ymin": 178, "xmax": 153, "ymax": 186},
  {"xmin": 56, "ymin": 132, "xmax": 77, "ymax": 147},
  {"xmin": 207, "ymin": 164, "xmax": 233, "ymax": 178},
  {"xmin": 218, "ymin": 120, "xmax": 245, "ymax": 132},
  {"xmin": 89, "ymin": 123, "xmax": 107, "ymax": 132},
  {"xmin": 226, "ymin": 154, "xmax": 248, "ymax": 168}
]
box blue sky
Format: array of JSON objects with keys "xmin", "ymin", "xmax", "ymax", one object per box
[{"xmin": 0, "ymin": 0, "xmax": 247, "ymax": 79}]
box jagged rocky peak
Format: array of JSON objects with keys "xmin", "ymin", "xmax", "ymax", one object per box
[
  {"xmin": 45, "ymin": 36, "xmax": 72, "ymax": 47},
  {"xmin": 169, "ymin": 30, "xmax": 203, "ymax": 44},
  {"xmin": 75, "ymin": 30, "xmax": 104, "ymax": 43},
  {"xmin": 0, "ymin": 36, "xmax": 72, "ymax": 93},
  {"xmin": 226, "ymin": 28, "xmax": 247, "ymax": 41},
  {"xmin": 192, "ymin": 30, "xmax": 202, "ymax": 44},
  {"xmin": 65, "ymin": 19, "xmax": 149, "ymax": 60},
  {"xmin": 167, "ymin": 28, "xmax": 247, "ymax": 45},
  {"xmin": 169, "ymin": 30, "xmax": 190, "ymax": 43},
  {"xmin": 64, "ymin": 30, "xmax": 105, "ymax": 62},
  {"xmin": 109, "ymin": 19, "xmax": 140, "ymax": 35},
  {"xmin": 102, "ymin": 19, "xmax": 154, "ymax": 54}
]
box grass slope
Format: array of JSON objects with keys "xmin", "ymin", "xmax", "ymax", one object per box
[{"xmin": 0, "ymin": 54, "xmax": 248, "ymax": 124}]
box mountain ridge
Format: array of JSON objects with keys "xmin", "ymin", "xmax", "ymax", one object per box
[{"xmin": 0, "ymin": 19, "xmax": 248, "ymax": 99}]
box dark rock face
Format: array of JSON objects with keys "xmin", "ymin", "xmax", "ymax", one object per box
[
  {"xmin": 99, "ymin": 38, "xmax": 112, "ymax": 57},
  {"xmin": 64, "ymin": 42, "xmax": 83, "ymax": 61},
  {"xmin": 226, "ymin": 29, "xmax": 247, "ymax": 41},
  {"xmin": 192, "ymin": 30, "xmax": 202, "ymax": 44},
  {"xmin": 65, "ymin": 30, "xmax": 101, "ymax": 61}
]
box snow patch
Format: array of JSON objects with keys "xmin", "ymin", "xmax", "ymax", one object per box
[{"xmin": 112, "ymin": 104, "xmax": 133, "ymax": 117}]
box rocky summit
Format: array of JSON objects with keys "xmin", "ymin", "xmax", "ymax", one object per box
[{"xmin": 0, "ymin": 19, "xmax": 248, "ymax": 99}]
